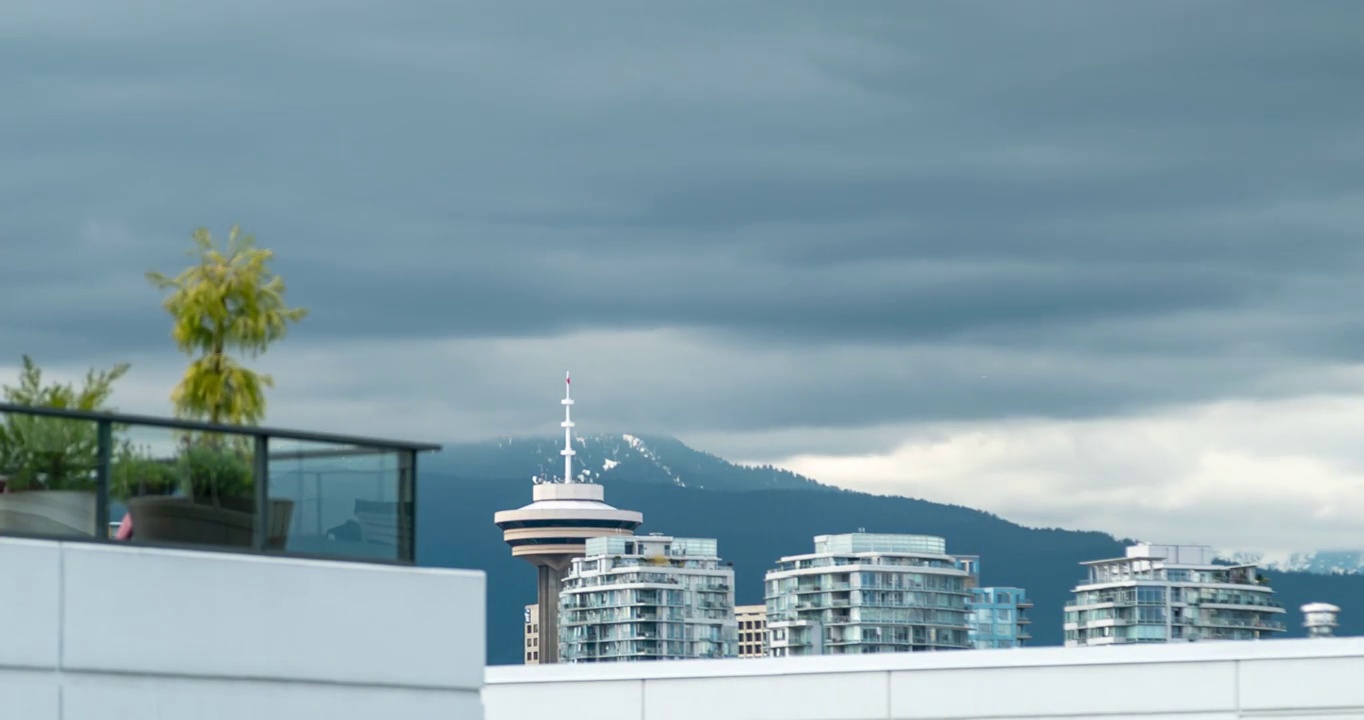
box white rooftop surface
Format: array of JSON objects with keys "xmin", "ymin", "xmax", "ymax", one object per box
[
  {"xmin": 1, "ymin": 536, "xmax": 484, "ymax": 720},
  {"xmin": 485, "ymin": 637, "xmax": 1364, "ymax": 720}
]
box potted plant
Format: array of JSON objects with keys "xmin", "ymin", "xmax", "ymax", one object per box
[
  {"xmin": 125, "ymin": 435, "xmax": 281, "ymax": 548},
  {"xmin": 133, "ymin": 225, "xmax": 306, "ymax": 550},
  {"xmin": 0, "ymin": 356, "xmax": 129, "ymax": 536},
  {"xmin": 109, "ymin": 440, "xmax": 183, "ymax": 502}
]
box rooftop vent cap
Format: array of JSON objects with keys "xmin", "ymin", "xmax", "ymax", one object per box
[{"xmin": 1302, "ymin": 602, "xmax": 1340, "ymax": 638}]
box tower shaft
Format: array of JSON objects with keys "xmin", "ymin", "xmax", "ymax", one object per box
[{"xmin": 537, "ymin": 564, "xmax": 569, "ymax": 663}]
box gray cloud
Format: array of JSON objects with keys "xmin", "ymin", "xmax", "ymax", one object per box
[{"xmin": 2, "ymin": 0, "xmax": 1363, "ymax": 443}]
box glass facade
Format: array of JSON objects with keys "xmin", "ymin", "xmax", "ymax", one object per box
[
  {"xmin": 967, "ymin": 587, "xmax": 1031, "ymax": 649},
  {"xmin": 814, "ymin": 533, "xmax": 946, "ymax": 555}
]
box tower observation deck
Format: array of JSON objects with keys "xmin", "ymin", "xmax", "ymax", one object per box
[{"xmin": 493, "ymin": 373, "xmax": 644, "ymax": 664}]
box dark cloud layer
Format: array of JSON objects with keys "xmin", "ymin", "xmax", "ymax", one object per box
[{"xmin": 2, "ymin": 1, "xmax": 1363, "ymax": 436}]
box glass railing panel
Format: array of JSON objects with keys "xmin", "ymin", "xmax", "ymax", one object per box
[
  {"xmin": 112, "ymin": 424, "xmax": 259, "ymax": 551},
  {"xmin": 266, "ymin": 439, "xmax": 412, "ymax": 562},
  {"xmin": 0, "ymin": 409, "xmax": 101, "ymax": 538},
  {"xmin": 0, "ymin": 403, "xmax": 436, "ymax": 563}
]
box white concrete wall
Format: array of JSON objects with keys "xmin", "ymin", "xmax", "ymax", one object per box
[
  {"xmin": 0, "ymin": 537, "xmax": 484, "ymax": 720},
  {"xmin": 485, "ymin": 637, "xmax": 1364, "ymax": 720}
]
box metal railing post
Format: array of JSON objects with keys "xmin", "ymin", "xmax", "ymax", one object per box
[
  {"xmin": 95, "ymin": 419, "xmax": 113, "ymax": 537},
  {"xmin": 253, "ymin": 434, "xmax": 270, "ymax": 550},
  {"xmin": 399, "ymin": 449, "xmax": 416, "ymax": 563}
]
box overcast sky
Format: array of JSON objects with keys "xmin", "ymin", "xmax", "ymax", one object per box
[{"xmin": 3, "ymin": 1, "xmax": 1363, "ymax": 556}]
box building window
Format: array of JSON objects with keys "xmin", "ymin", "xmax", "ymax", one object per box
[{"xmin": 1137, "ymin": 587, "xmax": 1166, "ymax": 605}]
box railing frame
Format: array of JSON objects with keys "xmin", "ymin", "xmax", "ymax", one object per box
[{"xmin": 0, "ymin": 402, "xmax": 441, "ymax": 564}]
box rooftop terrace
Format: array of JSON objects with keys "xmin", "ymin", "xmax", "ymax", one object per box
[{"xmin": 0, "ymin": 402, "xmax": 440, "ymax": 563}]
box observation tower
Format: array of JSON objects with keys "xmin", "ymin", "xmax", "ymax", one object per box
[{"xmin": 493, "ymin": 373, "xmax": 643, "ymax": 663}]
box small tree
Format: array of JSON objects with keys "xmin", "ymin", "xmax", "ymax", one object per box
[
  {"xmin": 0, "ymin": 356, "xmax": 130, "ymax": 491},
  {"xmin": 147, "ymin": 226, "xmax": 307, "ymax": 426}
]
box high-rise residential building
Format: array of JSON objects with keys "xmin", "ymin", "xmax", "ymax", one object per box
[
  {"xmin": 955, "ymin": 555, "xmax": 981, "ymax": 588},
  {"xmin": 494, "ymin": 374, "xmax": 644, "ymax": 664},
  {"xmin": 764, "ymin": 532, "xmax": 973, "ymax": 656},
  {"xmin": 968, "ymin": 587, "xmax": 1032, "ymax": 649},
  {"xmin": 1065, "ymin": 543, "xmax": 1288, "ymax": 646},
  {"xmin": 559, "ymin": 534, "xmax": 737, "ymax": 662},
  {"xmin": 524, "ymin": 604, "xmax": 541, "ymax": 664},
  {"xmin": 736, "ymin": 604, "xmax": 767, "ymax": 658}
]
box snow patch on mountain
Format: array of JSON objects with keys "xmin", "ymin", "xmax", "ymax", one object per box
[
  {"xmin": 615, "ymin": 433, "xmax": 685, "ymax": 486},
  {"xmin": 1219, "ymin": 549, "xmax": 1364, "ymax": 575},
  {"xmin": 434, "ymin": 432, "xmax": 828, "ymax": 491}
]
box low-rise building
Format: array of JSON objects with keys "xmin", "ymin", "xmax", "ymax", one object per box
[
  {"xmin": 735, "ymin": 604, "xmax": 767, "ymax": 657},
  {"xmin": 524, "ymin": 603, "xmax": 541, "ymax": 664}
]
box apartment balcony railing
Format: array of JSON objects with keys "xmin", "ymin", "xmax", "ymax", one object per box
[
  {"xmin": 0, "ymin": 402, "xmax": 439, "ymax": 563},
  {"xmin": 1080, "ymin": 573, "xmax": 1264, "ymax": 587},
  {"xmin": 1067, "ymin": 593, "xmax": 1281, "ymax": 610},
  {"xmin": 1202, "ymin": 617, "xmax": 1288, "ymax": 631},
  {"xmin": 1198, "ymin": 597, "xmax": 1284, "ymax": 609},
  {"xmin": 560, "ymin": 610, "xmax": 682, "ymax": 625},
  {"xmin": 791, "ymin": 580, "xmax": 851, "ymax": 594}
]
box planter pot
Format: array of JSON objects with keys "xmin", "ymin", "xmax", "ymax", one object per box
[
  {"xmin": 127, "ymin": 496, "xmax": 294, "ymax": 550},
  {"xmin": 0, "ymin": 490, "xmax": 97, "ymax": 536}
]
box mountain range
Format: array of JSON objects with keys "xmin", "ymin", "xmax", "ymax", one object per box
[
  {"xmin": 1220, "ymin": 550, "xmax": 1364, "ymax": 575},
  {"xmin": 437, "ymin": 433, "xmax": 826, "ymax": 490},
  {"xmin": 414, "ymin": 433, "xmax": 1364, "ymax": 665}
]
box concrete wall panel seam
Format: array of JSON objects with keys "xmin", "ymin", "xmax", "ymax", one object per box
[
  {"xmin": 51, "ymin": 667, "xmax": 471, "ymax": 693},
  {"xmin": 883, "ymin": 669, "xmax": 891, "ymax": 720},
  {"xmin": 1233, "ymin": 658, "xmax": 1241, "ymax": 715},
  {"xmin": 57, "ymin": 543, "xmax": 66, "ymax": 670}
]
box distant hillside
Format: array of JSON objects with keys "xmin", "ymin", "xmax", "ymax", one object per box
[
  {"xmin": 416, "ymin": 438, "xmax": 1364, "ymax": 666},
  {"xmin": 430, "ymin": 433, "xmax": 829, "ymax": 491}
]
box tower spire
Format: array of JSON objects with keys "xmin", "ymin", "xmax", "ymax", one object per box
[{"xmin": 561, "ymin": 371, "xmax": 575, "ymax": 483}]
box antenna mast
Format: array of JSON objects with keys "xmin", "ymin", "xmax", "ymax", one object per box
[{"xmin": 561, "ymin": 372, "xmax": 575, "ymax": 483}]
